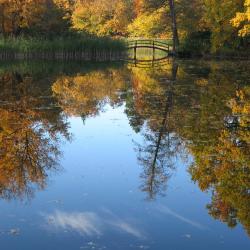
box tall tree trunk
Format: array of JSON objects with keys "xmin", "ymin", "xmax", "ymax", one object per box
[
  {"xmin": 0, "ymin": 4, "xmax": 6, "ymax": 37},
  {"xmin": 168, "ymin": 0, "xmax": 179, "ymax": 53}
]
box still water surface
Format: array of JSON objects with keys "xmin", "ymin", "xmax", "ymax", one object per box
[{"xmin": 0, "ymin": 59, "xmax": 249, "ymax": 249}]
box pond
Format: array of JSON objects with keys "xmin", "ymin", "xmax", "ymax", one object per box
[{"xmin": 0, "ymin": 59, "xmax": 249, "ymax": 250}]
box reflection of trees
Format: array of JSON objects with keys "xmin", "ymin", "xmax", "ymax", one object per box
[
  {"xmin": 135, "ymin": 106, "xmax": 181, "ymax": 200},
  {"xmin": 190, "ymin": 111, "xmax": 250, "ymax": 235},
  {"xmin": 52, "ymin": 60, "xmax": 187, "ymax": 200},
  {"xmin": 127, "ymin": 60, "xmax": 250, "ymax": 235},
  {"xmin": 0, "ymin": 72, "xmax": 70, "ymax": 200},
  {"xmin": 127, "ymin": 61, "xmax": 185, "ymax": 200},
  {"xmin": 183, "ymin": 66, "xmax": 250, "ymax": 236},
  {"xmin": 52, "ymin": 68, "xmax": 129, "ymax": 117},
  {"xmin": 1, "ymin": 61, "xmax": 249, "ymax": 236}
]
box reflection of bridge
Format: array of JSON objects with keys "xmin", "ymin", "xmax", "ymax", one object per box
[
  {"xmin": 126, "ymin": 39, "xmax": 172, "ymax": 60},
  {"xmin": 126, "ymin": 57, "xmax": 171, "ymax": 69}
]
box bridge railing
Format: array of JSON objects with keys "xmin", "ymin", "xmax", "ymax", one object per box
[{"xmin": 126, "ymin": 39, "xmax": 172, "ymax": 52}]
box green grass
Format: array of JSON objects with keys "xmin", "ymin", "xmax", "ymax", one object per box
[{"xmin": 0, "ymin": 34, "xmax": 126, "ymax": 53}]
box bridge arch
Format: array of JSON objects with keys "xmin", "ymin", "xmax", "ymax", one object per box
[{"xmin": 126, "ymin": 39, "xmax": 172, "ymax": 60}]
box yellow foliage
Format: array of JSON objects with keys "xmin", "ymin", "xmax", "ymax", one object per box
[
  {"xmin": 128, "ymin": 7, "xmax": 169, "ymax": 38},
  {"xmin": 203, "ymin": 0, "xmax": 244, "ymax": 51},
  {"xmin": 72, "ymin": 0, "xmax": 132, "ymax": 36},
  {"xmin": 231, "ymin": 0, "xmax": 250, "ymax": 37},
  {"xmin": 0, "ymin": 0, "xmax": 71, "ymax": 35}
]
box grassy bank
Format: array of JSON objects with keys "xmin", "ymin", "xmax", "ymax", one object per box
[{"xmin": 0, "ymin": 35, "xmax": 126, "ymax": 61}]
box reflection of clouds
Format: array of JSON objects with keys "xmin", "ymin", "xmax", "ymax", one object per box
[
  {"xmin": 47, "ymin": 211, "xmax": 101, "ymax": 236},
  {"xmin": 45, "ymin": 210, "xmax": 144, "ymax": 239},
  {"xmin": 111, "ymin": 221, "xmax": 144, "ymax": 238},
  {"xmin": 101, "ymin": 208, "xmax": 145, "ymax": 239},
  {"xmin": 157, "ymin": 205, "xmax": 206, "ymax": 230}
]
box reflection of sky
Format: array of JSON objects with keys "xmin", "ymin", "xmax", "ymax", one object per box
[
  {"xmin": 46, "ymin": 211, "xmax": 102, "ymax": 236},
  {"xmin": 45, "ymin": 209, "xmax": 144, "ymax": 239},
  {"xmin": 157, "ymin": 205, "xmax": 207, "ymax": 230},
  {"xmin": 0, "ymin": 104, "xmax": 249, "ymax": 250}
]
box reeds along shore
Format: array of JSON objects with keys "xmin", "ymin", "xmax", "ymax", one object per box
[{"xmin": 0, "ymin": 36, "xmax": 126, "ymax": 61}]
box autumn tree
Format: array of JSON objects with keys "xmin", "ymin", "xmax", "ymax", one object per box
[
  {"xmin": 0, "ymin": 0, "xmax": 72, "ymax": 36},
  {"xmin": 0, "ymin": 0, "xmax": 46, "ymax": 35},
  {"xmin": 203, "ymin": 0, "xmax": 245, "ymax": 52},
  {"xmin": 231, "ymin": 0, "xmax": 250, "ymax": 37},
  {"xmin": 72, "ymin": 0, "xmax": 133, "ymax": 36},
  {"xmin": 128, "ymin": 0, "xmax": 170, "ymax": 38}
]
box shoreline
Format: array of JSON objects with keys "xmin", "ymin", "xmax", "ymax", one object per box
[
  {"xmin": 0, "ymin": 51, "xmax": 249, "ymax": 61},
  {"xmin": 0, "ymin": 50, "xmax": 126, "ymax": 61}
]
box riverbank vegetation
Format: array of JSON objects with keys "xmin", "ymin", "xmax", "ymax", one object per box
[
  {"xmin": 0, "ymin": 0, "xmax": 249, "ymax": 57},
  {"xmin": 0, "ymin": 34, "xmax": 125, "ymax": 60}
]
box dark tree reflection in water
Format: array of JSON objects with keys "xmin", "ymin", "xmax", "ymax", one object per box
[
  {"xmin": 129, "ymin": 62, "xmax": 185, "ymax": 200},
  {"xmin": 0, "ymin": 71, "xmax": 70, "ymax": 200}
]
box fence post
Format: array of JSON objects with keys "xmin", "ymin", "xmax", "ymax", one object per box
[
  {"xmin": 153, "ymin": 40, "xmax": 155, "ymax": 61},
  {"xmin": 134, "ymin": 41, "xmax": 137, "ymax": 61}
]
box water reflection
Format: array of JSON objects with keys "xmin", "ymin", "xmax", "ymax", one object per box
[
  {"xmin": 189, "ymin": 86, "xmax": 250, "ymax": 235},
  {"xmin": 129, "ymin": 62, "xmax": 184, "ymax": 200},
  {"xmin": 46, "ymin": 209, "xmax": 144, "ymax": 239},
  {"xmin": 0, "ymin": 60, "xmax": 249, "ymax": 239},
  {"xmin": 0, "ymin": 71, "xmax": 70, "ymax": 200},
  {"xmin": 52, "ymin": 68, "xmax": 129, "ymax": 117},
  {"xmin": 157, "ymin": 205, "xmax": 206, "ymax": 230}
]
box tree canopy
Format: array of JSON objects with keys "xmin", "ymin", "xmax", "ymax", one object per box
[{"xmin": 0, "ymin": 0, "xmax": 249, "ymax": 53}]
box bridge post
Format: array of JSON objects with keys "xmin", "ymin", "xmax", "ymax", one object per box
[
  {"xmin": 153, "ymin": 40, "xmax": 155, "ymax": 61},
  {"xmin": 134, "ymin": 41, "xmax": 137, "ymax": 61}
]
